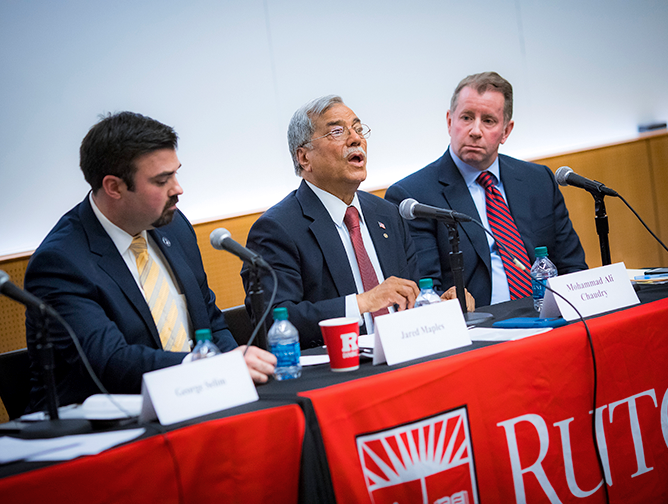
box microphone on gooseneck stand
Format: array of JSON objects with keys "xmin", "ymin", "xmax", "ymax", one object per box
[
  {"xmin": 210, "ymin": 228, "xmax": 270, "ymax": 269},
  {"xmin": 555, "ymin": 166, "xmax": 668, "ymax": 264},
  {"xmin": 399, "ymin": 198, "xmax": 474, "ymax": 223},
  {"xmin": 0, "ymin": 270, "xmax": 102, "ymax": 438},
  {"xmin": 0, "ymin": 271, "xmax": 59, "ymax": 318},
  {"xmin": 209, "ymin": 229, "xmax": 277, "ymax": 352},
  {"xmin": 555, "ymin": 166, "xmax": 618, "ymax": 197},
  {"xmin": 398, "ymin": 199, "xmax": 492, "ymax": 325}
]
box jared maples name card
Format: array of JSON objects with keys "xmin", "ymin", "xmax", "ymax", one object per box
[
  {"xmin": 373, "ymin": 299, "xmax": 471, "ymax": 366},
  {"xmin": 541, "ymin": 262, "xmax": 640, "ymax": 321},
  {"xmin": 139, "ymin": 351, "xmax": 258, "ymax": 425}
]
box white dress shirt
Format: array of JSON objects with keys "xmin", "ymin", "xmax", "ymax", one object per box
[{"xmin": 305, "ymin": 181, "xmax": 392, "ymax": 333}]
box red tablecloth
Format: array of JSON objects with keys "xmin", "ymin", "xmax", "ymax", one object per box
[
  {"xmin": 301, "ymin": 298, "xmax": 668, "ymax": 503},
  {"xmin": 0, "ymin": 404, "xmax": 305, "ymax": 504}
]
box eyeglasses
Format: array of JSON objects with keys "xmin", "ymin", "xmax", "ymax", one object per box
[{"xmin": 309, "ymin": 124, "xmax": 371, "ymax": 144}]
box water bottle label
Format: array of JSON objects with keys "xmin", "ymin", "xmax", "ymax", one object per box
[
  {"xmin": 270, "ymin": 342, "xmax": 301, "ymax": 367},
  {"xmin": 532, "ymin": 279, "xmax": 546, "ymax": 299}
]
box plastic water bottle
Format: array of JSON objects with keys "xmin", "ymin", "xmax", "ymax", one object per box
[
  {"xmin": 268, "ymin": 307, "xmax": 302, "ymax": 380},
  {"xmin": 531, "ymin": 246, "xmax": 558, "ymax": 312},
  {"xmin": 414, "ymin": 278, "xmax": 441, "ymax": 307},
  {"xmin": 182, "ymin": 329, "xmax": 221, "ymax": 363}
]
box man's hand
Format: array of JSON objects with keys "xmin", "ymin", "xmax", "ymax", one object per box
[
  {"xmin": 356, "ymin": 276, "xmax": 420, "ymax": 314},
  {"xmin": 235, "ymin": 345, "xmax": 277, "ymax": 384},
  {"xmin": 440, "ymin": 286, "xmax": 476, "ymax": 312}
]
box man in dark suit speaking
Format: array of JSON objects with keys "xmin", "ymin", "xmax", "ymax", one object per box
[
  {"xmin": 386, "ymin": 72, "xmax": 587, "ymax": 306},
  {"xmin": 242, "ymin": 95, "xmax": 431, "ymax": 348},
  {"xmin": 25, "ymin": 112, "xmax": 275, "ymax": 411}
]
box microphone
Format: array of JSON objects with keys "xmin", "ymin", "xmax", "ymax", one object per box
[
  {"xmin": 0, "ymin": 270, "xmax": 58, "ymax": 317},
  {"xmin": 555, "ymin": 166, "xmax": 618, "ymax": 197},
  {"xmin": 210, "ymin": 228, "xmax": 269, "ymax": 268},
  {"xmin": 399, "ymin": 198, "xmax": 473, "ymax": 224}
]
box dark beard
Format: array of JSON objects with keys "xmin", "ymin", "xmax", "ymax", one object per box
[{"xmin": 151, "ymin": 196, "xmax": 179, "ymax": 228}]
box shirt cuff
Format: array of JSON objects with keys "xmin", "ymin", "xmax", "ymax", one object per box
[{"xmin": 345, "ymin": 293, "xmax": 364, "ymax": 325}]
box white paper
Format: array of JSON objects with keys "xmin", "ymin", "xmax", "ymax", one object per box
[
  {"xmin": 300, "ymin": 355, "xmax": 330, "ymax": 366},
  {"xmin": 468, "ymin": 327, "xmax": 552, "ymax": 342},
  {"xmin": 140, "ymin": 351, "xmax": 258, "ymax": 425},
  {"xmin": 541, "ymin": 262, "xmax": 640, "ymax": 320},
  {"xmin": 373, "ymin": 299, "xmax": 472, "ymax": 366},
  {"xmin": 0, "ymin": 428, "xmax": 145, "ymax": 464}
]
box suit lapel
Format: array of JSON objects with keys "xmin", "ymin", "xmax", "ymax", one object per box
[
  {"xmin": 79, "ymin": 197, "xmax": 162, "ymax": 346},
  {"xmin": 359, "ymin": 193, "xmax": 395, "ymax": 278},
  {"xmin": 438, "ymin": 152, "xmax": 492, "ymax": 273},
  {"xmin": 297, "ymin": 181, "xmax": 357, "ymax": 297}
]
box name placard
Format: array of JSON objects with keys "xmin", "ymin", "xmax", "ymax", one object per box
[
  {"xmin": 373, "ymin": 299, "xmax": 471, "ymax": 366},
  {"xmin": 541, "ymin": 262, "xmax": 640, "ymax": 321},
  {"xmin": 139, "ymin": 351, "xmax": 258, "ymax": 425}
]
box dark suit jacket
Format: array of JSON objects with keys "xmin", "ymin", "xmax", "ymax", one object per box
[
  {"xmin": 385, "ymin": 150, "xmax": 587, "ymax": 306},
  {"xmin": 24, "ymin": 196, "xmax": 236, "ymax": 410},
  {"xmin": 242, "ymin": 180, "xmax": 420, "ymax": 348}
]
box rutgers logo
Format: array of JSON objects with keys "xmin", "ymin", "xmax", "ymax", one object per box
[
  {"xmin": 340, "ymin": 332, "xmax": 358, "ymax": 359},
  {"xmin": 356, "ymin": 407, "xmax": 479, "ymax": 504}
]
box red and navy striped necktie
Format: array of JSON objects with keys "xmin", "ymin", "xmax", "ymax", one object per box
[{"xmin": 477, "ymin": 171, "xmax": 532, "ymax": 299}]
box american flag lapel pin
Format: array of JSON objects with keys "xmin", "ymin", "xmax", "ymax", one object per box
[{"xmin": 378, "ymin": 222, "xmax": 389, "ymax": 238}]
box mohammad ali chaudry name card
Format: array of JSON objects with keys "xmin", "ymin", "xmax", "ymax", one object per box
[{"xmin": 541, "ymin": 262, "xmax": 640, "ymax": 321}]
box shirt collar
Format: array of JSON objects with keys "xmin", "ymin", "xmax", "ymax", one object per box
[
  {"xmin": 304, "ymin": 180, "xmax": 363, "ymax": 228},
  {"xmin": 89, "ymin": 192, "xmax": 147, "ymax": 255},
  {"xmin": 449, "ymin": 147, "xmax": 501, "ymax": 189}
]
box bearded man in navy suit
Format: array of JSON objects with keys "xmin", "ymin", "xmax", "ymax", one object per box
[
  {"xmin": 243, "ymin": 96, "xmax": 475, "ymax": 348},
  {"xmin": 386, "ymin": 72, "xmax": 587, "ymax": 307},
  {"xmin": 25, "ymin": 112, "xmax": 275, "ymax": 411}
]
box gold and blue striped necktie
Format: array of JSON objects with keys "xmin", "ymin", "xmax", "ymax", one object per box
[{"xmin": 129, "ymin": 235, "xmax": 189, "ymax": 352}]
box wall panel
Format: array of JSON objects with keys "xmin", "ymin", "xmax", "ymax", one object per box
[{"xmin": 534, "ymin": 136, "xmax": 664, "ymax": 268}]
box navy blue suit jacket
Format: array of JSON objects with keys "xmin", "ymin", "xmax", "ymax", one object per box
[
  {"xmin": 385, "ymin": 150, "xmax": 587, "ymax": 306},
  {"xmin": 242, "ymin": 180, "xmax": 420, "ymax": 348},
  {"xmin": 24, "ymin": 196, "xmax": 236, "ymax": 410}
]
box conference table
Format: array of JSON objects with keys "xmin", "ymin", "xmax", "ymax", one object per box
[{"xmin": 1, "ymin": 283, "xmax": 667, "ymax": 504}]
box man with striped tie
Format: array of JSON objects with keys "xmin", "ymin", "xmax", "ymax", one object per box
[
  {"xmin": 24, "ymin": 112, "xmax": 275, "ymax": 411},
  {"xmin": 386, "ymin": 72, "xmax": 587, "ymax": 306}
]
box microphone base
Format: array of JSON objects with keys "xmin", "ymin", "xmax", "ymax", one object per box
[
  {"xmin": 21, "ymin": 418, "xmax": 93, "ymax": 439},
  {"xmin": 464, "ymin": 311, "xmax": 493, "ymax": 326}
]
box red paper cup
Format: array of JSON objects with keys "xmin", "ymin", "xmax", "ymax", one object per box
[{"xmin": 319, "ymin": 317, "xmax": 360, "ymax": 372}]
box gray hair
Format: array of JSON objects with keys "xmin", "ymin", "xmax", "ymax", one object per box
[{"xmin": 288, "ymin": 95, "xmax": 344, "ymax": 176}]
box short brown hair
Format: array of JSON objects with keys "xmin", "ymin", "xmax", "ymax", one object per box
[{"xmin": 450, "ymin": 72, "xmax": 513, "ymax": 124}]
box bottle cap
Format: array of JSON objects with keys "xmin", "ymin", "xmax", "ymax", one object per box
[
  {"xmin": 418, "ymin": 278, "xmax": 434, "ymax": 289},
  {"xmin": 273, "ymin": 307, "xmax": 289, "ymax": 321},
  {"xmin": 534, "ymin": 246, "xmax": 548, "ymax": 258},
  {"xmin": 195, "ymin": 328, "xmax": 212, "ymax": 342}
]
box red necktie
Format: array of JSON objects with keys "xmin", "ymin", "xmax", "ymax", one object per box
[
  {"xmin": 343, "ymin": 206, "xmax": 389, "ymax": 317},
  {"xmin": 477, "ymin": 171, "xmax": 532, "ymax": 300}
]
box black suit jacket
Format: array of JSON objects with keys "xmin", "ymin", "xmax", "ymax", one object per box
[
  {"xmin": 242, "ymin": 180, "xmax": 420, "ymax": 348},
  {"xmin": 24, "ymin": 196, "xmax": 236, "ymax": 410},
  {"xmin": 385, "ymin": 150, "xmax": 587, "ymax": 306}
]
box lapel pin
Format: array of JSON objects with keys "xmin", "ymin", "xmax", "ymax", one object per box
[
  {"xmin": 162, "ymin": 237, "xmax": 171, "ymax": 247},
  {"xmin": 378, "ymin": 221, "xmax": 386, "ymax": 230},
  {"xmin": 383, "ymin": 233, "xmax": 389, "ymax": 239}
]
